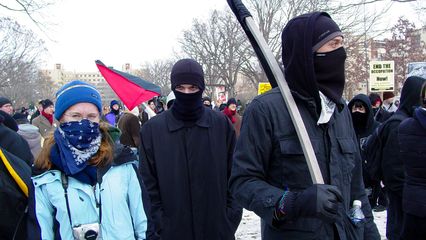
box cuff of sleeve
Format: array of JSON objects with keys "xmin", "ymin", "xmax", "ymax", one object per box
[{"xmin": 274, "ymin": 191, "xmax": 297, "ymax": 221}]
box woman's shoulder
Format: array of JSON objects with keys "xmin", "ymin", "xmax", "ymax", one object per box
[{"xmin": 32, "ymin": 169, "xmax": 61, "ymax": 187}]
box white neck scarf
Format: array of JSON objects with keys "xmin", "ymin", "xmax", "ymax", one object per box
[{"xmin": 317, "ymin": 91, "xmax": 336, "ymax": 125}]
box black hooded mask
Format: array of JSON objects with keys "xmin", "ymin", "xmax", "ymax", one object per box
[
  {"xmin": 348, "ymin": 94, "xmax": 376, "ymax": 136},
  {"xmin": 282, "ymin": 12, "xmax": 345, "ymax": 115},
  {"xmin": 170, "ymin": 59, "xmax": 205, "ymax": 122}
]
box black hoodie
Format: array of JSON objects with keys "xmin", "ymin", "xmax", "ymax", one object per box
[
  {"xmin": 281, "ymin": 12, "xmax": 345, "ymax": 117},
  {"xmin": 348, "ymin": 94, "xmax": 380, "ymax": 143},
  {"xmin": 379, "ymin": 76, "xmax": 426, "ymax": 192}
]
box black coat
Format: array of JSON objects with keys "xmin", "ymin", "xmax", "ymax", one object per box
[
  {"xmin": 0, "ymin": 116, "xmax": 33, "ymax": 166},
  {"xmin": 0, "ymin": 147, "xmax": 32, "ymax": 239},
  {"xmin": 139, "ymin": 108, "xmax": 241, "ymax": 240},
  {"xmin": 373, "ymin": 76, "xmax": 426, "ymax": 193},
  {"xmin": 399, "ymin": 107, "xmax": 426, "ymax": 217},
  {"xmin": 348, "ymin": 94, "xmax": 380, "ymax": 187},
  {"xmin": 230, "ymin": 12, "xmax": 379, "ymax": 240},
  {"xmin": 230, "ymin": 88, "xmax": 379, "ymax": 239}
]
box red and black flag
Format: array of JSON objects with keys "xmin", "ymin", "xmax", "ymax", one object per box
[{"xmin": 96, "ymin": 60, "xmax": 161, "ymax": 110}]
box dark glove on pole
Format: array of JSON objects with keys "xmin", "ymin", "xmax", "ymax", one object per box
[{"xmin": 275, "ymin": 184, "xmax": 343, "ymax": 222}]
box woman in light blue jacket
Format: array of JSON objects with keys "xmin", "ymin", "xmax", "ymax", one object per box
[{"xmin": 28, "ymin": 80, "xmax": 149, "ymax": 240}]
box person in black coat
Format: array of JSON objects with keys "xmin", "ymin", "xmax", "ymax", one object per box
[
  {"xmin": 348, "ymin": 94, "xmax": 386, "ymax": 211},
  {"xmin": 229, "ymin": 12, "xmax": 379, "ymax": 239},
  {"xmin": 369, "ymin": 93, "xmax": 392, "ymax": 123},
  {"xmin": 139, "ymin": 59, "xmax": 242, "ymax": 240},
  {"xmin": 0, "ymin": 114, "xmax": 33, "ymax": 166},
  {"xmin": 366, "ymin": 76, "xmax": 426, "ymax": 240},
  {"xmin": 398, "ymin": 82, "xmax": 426, "ymax": 240}
]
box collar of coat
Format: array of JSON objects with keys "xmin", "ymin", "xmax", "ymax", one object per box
[{"xmin": 166, "ymin": 109, "xmax": 210, "ymax": 132}]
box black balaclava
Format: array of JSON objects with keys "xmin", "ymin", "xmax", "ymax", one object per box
[
  {"xmin": 350, "ymin": 101, "xmax": 368, "ymax": 129},
  {"xmin": 170, "ymin": 59, "xmax": 205, "ymax": 122},
  {"xmin": 312, "ymin": 15, "xmax": 346, "ymax": 104}
]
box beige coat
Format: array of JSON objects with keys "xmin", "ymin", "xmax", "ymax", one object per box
[{"xmin": 32, "ymin": 115, "xmax": 57, "ymax": 138}]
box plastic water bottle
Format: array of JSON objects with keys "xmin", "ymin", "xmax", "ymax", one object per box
[{"xmin": 349, "ymin": 200, "xmax": 365, "ymax": 226}]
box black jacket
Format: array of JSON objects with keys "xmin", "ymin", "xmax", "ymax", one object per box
[
  {"xmin": 399, "ymin": 107, "xmax": 426, "ymax": 217},
  {"xmin": 348, "ymin": 94, "xmax": 380, "ymax": 187},
  {"xmin": 374, "ymin": 76, "xmax": 426, "ymax": 193},
  {"xmin": 139, "ymin": 108, "xmax": 241, "ymax": 240},
  {"xmin": 0, "ymin": 147, "xmax": 32, "ymax": 240},
  {"xmin": 230, "ymin": 12, "xmax": 379, "ymax": 240},
  {"xmin": 0, "ymin": 115, "xmax": 33, "ymax": 166}
]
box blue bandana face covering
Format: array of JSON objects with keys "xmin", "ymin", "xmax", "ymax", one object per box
[{"xmin": 51, "ymin": 119, "xmax": 101, "ymax": 181}]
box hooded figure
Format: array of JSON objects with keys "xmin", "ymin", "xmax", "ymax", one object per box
[
  {"xmin": 398, "ymin": 81, "xmax": 426, "ymax": 239},
  {"xmin": 229, "ymin": 12, "xmax": 379, "ymax": 240},
  {"xmin": 369, "ymin": 76, "xmax": 426, "ymax": 240},
  {"xmin": 348, "ymin": 94, "xmax": 385, "ymax": 209},
  {"xmin": 139, "ymin": 58, "xmax": 242, "ymax": 239}
]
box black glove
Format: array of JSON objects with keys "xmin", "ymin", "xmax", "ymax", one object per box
[{"xmin": 276, "ymin": 184, "xmax": 343, "ymax": 222}]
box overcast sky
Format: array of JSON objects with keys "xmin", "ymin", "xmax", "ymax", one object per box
[{"xmin": 1, "ymin": 0, "xmax": 422, "ymax": 72}]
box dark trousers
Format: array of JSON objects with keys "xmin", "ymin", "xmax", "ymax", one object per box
[
  {"xmin": 371, "ymin": 183, "xmax": 388, "ymax": 207},
  {"xmin": 401, "ymin": 213, "xmax": 426, "ymax": 240},
  {"xmin": 386, "ymin": 190, "xmax": 403, "ymax": 240}
]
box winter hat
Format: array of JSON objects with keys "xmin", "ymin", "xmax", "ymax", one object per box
[
  {"xmin": 369, "ymin": 93, "xmax": 382, "ymax": 106},
  {"xmin": 41, "ymin": 99, "xmax": 54, "ymax": 109},
  {"xmin": 110, "ymin": 100, "xmax": 120, "ymax": 109},
  {"xmin": 0, "ymin": 97, "xmax": 11, "ymax": 108},
  {"xmin": 383, "ymin": 91, "xmax": 395, "ymax": 101},
  {"xmin": 227, "ymin": 98, "xmax": 237, "ymax": 106},
  {"xmin": 170, "ymin": 59, "xmax": 205, "ymax": 91},
  {"xmin": 312, "ymin": 14, "xmax": 342, "ymax": 52},
  {"xmin": 54, "ymin": 80, "xmax": 102, "ymax": 120}
]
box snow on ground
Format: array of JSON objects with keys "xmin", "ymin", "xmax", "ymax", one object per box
[{"xmin": 236, "ymin": 209, "xmax": 387, "ymax": 239}]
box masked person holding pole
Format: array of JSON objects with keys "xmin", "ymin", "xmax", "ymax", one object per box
[
  {"xmin": 27, "ymin": 80, "xmax": 149, "ymax": 239},
  {"xmin": 230, "ymin": 12, "xmax": 379, "ymax": 239}
]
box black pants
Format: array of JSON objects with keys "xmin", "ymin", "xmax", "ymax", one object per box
[
  {"xmin": 386, "ymin": 190, "xmax": 403, "ymax": 240},
  {"xmin": 401, "ymin": 213, "xmax": 426, "ymax": 240},
  {"xmin": 371, "ymin": 183, "xmax": 388, "ymax": 207}
]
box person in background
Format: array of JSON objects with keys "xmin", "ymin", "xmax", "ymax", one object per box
[
  {"xmin": 398, "ymin": 82, "xmax": 426, "ymax": 239},
  {"xmin": 348, "ymin": 94, "xmax": 386, "ymax": 212},
  {"xmin": 118, "ymin": 107, "xmax": 141, "ymax": 152},
  {"xmin": 139, "ymin": 58, "xmax": 242, "ymax": 239},
  {"xmin": 383, "ymin": 91, "xmax": 398, "ymax": 113},
  {"xmin": 369, "ymin": 93, "xmax": 391, "ymax": 123},
  {"xmin": 147, "ymin": 99, "xmax": 157, "ymax": 114},
  {"xmin": 32, "ymin": 99, "xmax": 56, "ymax": 138},
  {"xmin": 30, "ymin": 100, "xmax": 43, "ymax": 124},
  {"xmin": 202, "ymin": 96, "xmax": 212, "ymax": 109},
  {"xmin": 213, "ymin": 98, "xmax": 222, "ymax": 111},
  {"xmin": 0, "ymin": 97, "xmax": 14, "ymax": 115},
  {"xmin": 104, "ymin": 100, "xmax": 122, "ymax": 126},
  {"xmin": 0, "ymin": 109, "xmax": 19, "ymax": 132},
  {"xmin": 365, "ymin": 76, "xmax": 426, "ymax": 240},
  {"xmin": 222, "ymin": 98, "xmax": 241, "ymax": 137},
  {"xmin": 138, "ymin": 104, "xmax": 149, "ymax": 126},
  {"xmin": 229, "ymin": 12, "xmax": 379, "ymax": 239},
  {"xmin": 166, "ymin": 91, "xmax": 175, "ymax": 110},
  {"xmin": 27, "ymin": 80, "xmax": 149, "ymax": 239},
  {"xmin": 13, "ymin": 112, "xmax": 42, "ymax": 159}
]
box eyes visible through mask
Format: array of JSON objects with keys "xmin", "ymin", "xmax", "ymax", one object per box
[{"xmin": 62, "ymin": 112, "xmax": 100, "ymax": 122}]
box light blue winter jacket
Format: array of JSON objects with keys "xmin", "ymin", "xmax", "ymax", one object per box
[{"xmin": 32, "ymin": 162, "xmax": 147, "ymax": 240}]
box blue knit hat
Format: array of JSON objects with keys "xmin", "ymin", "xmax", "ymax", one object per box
[{"xmin": 54, "ymin": 80, "xmax": 102, "ymax": 120}]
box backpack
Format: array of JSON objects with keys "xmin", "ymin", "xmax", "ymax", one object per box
[
  {"xmin": 0, "ymin": 148, "xmax": 31, "ymax": 239},
  {"xmin": 363, "ymin": 113, "xmax": 406, "ymax": 182}
]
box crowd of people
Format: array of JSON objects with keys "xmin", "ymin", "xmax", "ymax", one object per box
[{"xmin": 0, "ymin": 11, "xmax": 425, "ymax": 240}]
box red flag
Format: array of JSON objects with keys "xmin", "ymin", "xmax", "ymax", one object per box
[{"xmin": 96, "ymin": 60, "xmax": 161, "ymax": 110}]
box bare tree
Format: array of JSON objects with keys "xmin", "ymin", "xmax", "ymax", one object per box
[
  {"xmin": 0, "ymin": 18, "xmax": 52, "ymax": 107},
  {"xmin": 135, "ymin": 59, "xmax": 174, "ymax": 95},
  {"xmin": 0, "ymin": 0, "xmax": 55, "ymax": 31},
  {"xmin": 180, "ymin": 10, "xmax": 252, "ymax": 97},
  {"xmin": 382, "ymin": 17, "xmax": 426, "ymax": 93}
]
